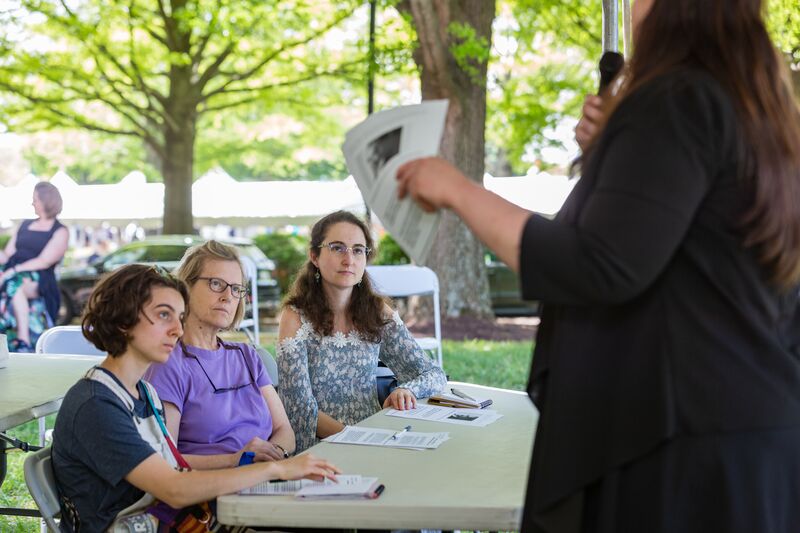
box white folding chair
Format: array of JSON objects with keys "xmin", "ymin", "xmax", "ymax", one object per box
[
  {"xmin": 238, "ymin": 255, "xmax": 260, "ymax": 346},
  {"xmin": 23, "ymin": 446, "xmax": 61, "ymax": 533},
  {"xmin": 254, "ymin": 345, "xmax": 279, "ymax": 388},
  {"xmin": 366, "ymin": 265, "xmax": 443, "ymax": 367},
  {"xmin": 34, "ymin": 326, "xmax": 105, "ymax": 450},
  {"xmin": 35, "ymin": 326, "xmax": 106, "ymax": 357}
]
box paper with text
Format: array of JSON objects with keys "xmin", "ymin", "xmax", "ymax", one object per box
[{"xmin": 342, "ymin": 100, "xmax": 449, "ymax": 265}]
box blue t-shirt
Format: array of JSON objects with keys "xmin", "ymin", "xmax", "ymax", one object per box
[{"xmin": 52, "ymin": 368, "xmax": 159, "ymax": 532}]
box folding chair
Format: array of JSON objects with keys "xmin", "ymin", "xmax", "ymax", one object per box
[
  {"xmin": 238, "ymin": 255, "xmax": 260, "ymax": 346},
  {"xmin": 35, "ymin": 326, "xmax": 106, "ymax": 357},
  {"xmin": 34, "ymin": 326, "xmax": 105, "ymax": 448},
  {"xmin": 254, "ymin": 345, "xmax": 279, "ymax": 388},
  {"xmin": 366, "ymin": 265, "xmax": 443, "ymax": 367},
  {"xmin": 23, "ymin": 446, "xmax": 61, "ymax": 533}
]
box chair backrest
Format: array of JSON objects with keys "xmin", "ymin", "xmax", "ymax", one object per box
[
  {"xmin": 238, "ymin": 255, "xmax": 260, "ymax": 346},
  {"xmin": 24, "ymin": 446, "xmax": 61, "ymax": 532},
  {"xmin": 254, "ymin": 345, "xmax": 279, "ymax": 388},
  {"xmin": 366, "ymin": 265, "xmax": 443, "ymax": 367},
  {"xmin": 35, "ymin": 326, "xmax": 106, "ymax": 356}
]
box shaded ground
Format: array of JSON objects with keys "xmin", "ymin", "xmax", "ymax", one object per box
[{"xmin": 408, "ymin": 315, "xmax": 539, "ymax": 342}]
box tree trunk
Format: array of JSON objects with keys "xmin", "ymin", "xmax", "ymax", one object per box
[
  {"xmin": 161, "ymin": 63, "xmax": 198, "ymax": 235},
  {"xmin": 403, "ymin": 0, "xmax": 496, "ymax": 318},
  {"xmin": 162, "ymin": 120, "xmax": 196, "ymax": 234}
]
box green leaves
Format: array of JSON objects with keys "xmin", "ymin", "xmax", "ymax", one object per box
[{"xmin": 448, "ymin": 21, "xmax": 491, "ymax": 84}]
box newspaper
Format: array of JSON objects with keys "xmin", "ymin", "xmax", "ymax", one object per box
[{"xmin": 342, "ymin": 100, "xmax": 449, "ymax": 265}]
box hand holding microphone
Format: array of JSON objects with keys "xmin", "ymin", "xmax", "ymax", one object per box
[{"xmin": 574, "ymin": 51, "xmax": 625, "ymax": 153}]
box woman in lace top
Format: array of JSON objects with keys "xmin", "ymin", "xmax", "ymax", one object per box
[{"xmin": 277, "ymin": 211, "xmax": 447, "ymax": 452}]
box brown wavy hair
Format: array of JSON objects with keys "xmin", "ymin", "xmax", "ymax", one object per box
[
  {"xmin": 82, "ymin": 264, "xmax": 189, "ymax": 357},
  {"xmin": 284, "ymin": 210, "xmax": 389, "ymax": 342},
  {"xmin": 594, "ymin": 0, "xmax": 800, "ymax": 288}
]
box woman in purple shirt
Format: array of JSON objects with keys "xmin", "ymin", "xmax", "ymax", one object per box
[{"xmin": 146, "ymin": 241, "xmax": 295, "ymax": 468}]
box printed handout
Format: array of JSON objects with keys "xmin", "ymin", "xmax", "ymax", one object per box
[
  {"xmin": 342, "ymin": 100, "xmax": 449, "ymax": 265},
  {"xmin": 240, "ymin": 474, "xmax": 380, "ymax": 499},
  {"xmin": 324, "ymin": 425, "xmax": 450, "ymax": 450},
  {"xmin": 384, "ymin": 405, "xmax": 503, "ymax": 427}
]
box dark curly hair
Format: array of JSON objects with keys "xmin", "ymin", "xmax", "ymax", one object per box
[
  {"xmin": 284, "ymin": 210, "xmax": 389, "ymax": 342},
  {"xmin": 81, "ymin": 264, "xmax": 189, "ymax": 357}
]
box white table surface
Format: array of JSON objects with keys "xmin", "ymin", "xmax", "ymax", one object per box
[
  {"xmin": 0, "ymin": 352, "xmax": 104, "ymax": 432},
  {"xmin": 218, "ymin": 382, "xmax": 538, "ymax": 531}
]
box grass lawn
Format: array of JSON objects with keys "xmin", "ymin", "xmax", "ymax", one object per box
[{"xmin": 0, "ymin": 339, "xmax": 533, "ymax": 532}]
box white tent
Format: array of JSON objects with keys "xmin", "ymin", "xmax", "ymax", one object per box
[{"xmin": 1, "ymin": 169, "xmax": 572, "ymax": 231}]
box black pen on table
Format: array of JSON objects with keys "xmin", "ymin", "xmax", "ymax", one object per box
[
  {"xmin": 391, "ymin": 425, "xmax": 412, "ymax": 440},
  {"xmin": 451, "ymin": 387, "xmax": 477, "ymax": 402}
]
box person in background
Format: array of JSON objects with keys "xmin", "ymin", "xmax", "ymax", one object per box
[
  {"xmin": 277, "ymin": 210, "xmax": 447, "ymax": 452},
  {"xmin": 52, "ymin": 264, "xmax": 339, "ymax": 532},
  {"xmin": 146, "ymin": 240, "xmax": 295, "ymax": 467},
  {"xmin": 0, "ymin": 181, "xmax": 68, "ymax": 351},
  {"xmin": 396, "ymin": 0, "xmax": 800, "ymax": 531}
]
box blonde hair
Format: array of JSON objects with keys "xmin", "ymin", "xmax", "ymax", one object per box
[{"xmin": 175, "ymin": 240, "xmax": 246, "ymax": 329}]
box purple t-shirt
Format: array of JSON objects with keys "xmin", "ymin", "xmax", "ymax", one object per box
[{"xmin": 145, "ymin": 341, "xmax": 273, "ymax": 455}]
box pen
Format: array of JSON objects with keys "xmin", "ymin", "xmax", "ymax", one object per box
[
  {"xmin": 391, "ymin": 425, "xmax": 412, "ymax": 440},
  {"xmin": 451, "ymin": 388, "xmax": 477, "ymax": 402},
  {"xmin": 369, "ymin": 484, "xmax": 386, "ymax": 499}
]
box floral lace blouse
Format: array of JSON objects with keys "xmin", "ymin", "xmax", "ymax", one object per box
[{"xmin": 277, "ymin": 309, "xmax": 447, "ymax": 452}]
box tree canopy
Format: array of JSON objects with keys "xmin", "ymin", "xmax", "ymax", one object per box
[{"xmin": 0, "ymin": 0, "xmax": 363, "ymax": 231}]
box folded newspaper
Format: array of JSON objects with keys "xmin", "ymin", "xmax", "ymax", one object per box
[
  {"xmin": 240, "ymin": 474, "xmax": 381, "ymax": 499},
  {"xmin": 342, "ymin": 100, "xmax": 449, "ymax": 265}
]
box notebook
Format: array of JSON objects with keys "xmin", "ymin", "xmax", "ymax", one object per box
[{"xmin": 427, "ymin": 391, "xmax": 493, "ymax": 409}]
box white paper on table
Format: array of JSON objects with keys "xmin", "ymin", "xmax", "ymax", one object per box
[
  {"xmin": 240, "ymin": 475, "xmax": 371, "ymax": 496},
  {"xmin": 384, "ymin": 405, "xmax": 503, "ymax": 427},
  {"xmin": 324, "ymin": 425, "xmax": 449, "ymax": 449},
  {"xmin": 295, "ymin": 476, "xmax": 380, "ymax": 499}
]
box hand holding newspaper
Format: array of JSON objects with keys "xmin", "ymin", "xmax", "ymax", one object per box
[{"xmin": 342, "ymin": 100, "xmax": 449, "ymax": 265}]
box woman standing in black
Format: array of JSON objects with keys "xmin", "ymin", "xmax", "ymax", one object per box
[
  {"xmin": 397, "ymin": 0, "xmax": 800, "ymax": 531},
  {"xmin": 0, "ymin": 181, "xmax": 68, "ymax": 351}
]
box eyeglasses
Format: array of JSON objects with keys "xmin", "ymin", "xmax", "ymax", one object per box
[
  {"xmin": 196, "ymin": 277, "xmax": 248, "ymax": 299},
  {"xmin": 181, "ymin": 340, "xmax": 256, "ymax": 395},
  {"xmin": 318, "ymin": 242, "xmax": 371, "ymax": 257}
]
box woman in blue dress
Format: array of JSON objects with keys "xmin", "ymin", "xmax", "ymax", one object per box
[
  {"xmin": 277, "ymin": 210, "xmax": 447, "ymax": 452},
  {"xmin": 0, "ymin": 181, "xmax": 68, "ymax": 351}
]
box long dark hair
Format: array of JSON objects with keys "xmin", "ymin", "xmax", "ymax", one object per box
[
  {"xmin": 284, "ymin": 211, "xmax": 389, "ymax": 341},
  {"xmin": 600, "ymin": 0, "xmax": 800, "ymax": 288}
]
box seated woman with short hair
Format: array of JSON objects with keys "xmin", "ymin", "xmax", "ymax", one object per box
[{"xmin": 52, "ymin": 264, "xmax": 339, "ymax": 532}]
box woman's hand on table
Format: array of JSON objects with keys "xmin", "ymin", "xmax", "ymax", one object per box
[{"xmin": 383, "ymin": 388, "xmax": 417, "ymax": 410}]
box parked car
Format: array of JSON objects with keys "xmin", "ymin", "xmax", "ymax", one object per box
[
  {"xmin": 57, "ymin": 235, "xmax": 281, "ymax": 325},
  {"xmin": 486, "ymin": 252, "xmax": 540, "ymax": 316}
]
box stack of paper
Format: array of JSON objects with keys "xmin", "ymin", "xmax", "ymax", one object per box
[
  {"xmin": 240, "ymin": 474, "xmax": 382, "ymax": 500},
  {"xmin": 385, "ymin": 405, "xmax": 503, "ymax": 427},
  {"xmin": 324, "ymin": 426, "xmax": 450, "ymax": 450}
]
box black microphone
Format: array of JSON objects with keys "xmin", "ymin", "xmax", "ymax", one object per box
[
  {"xmin": 598, "ymin": 51, "xmax": 625, "ymax": 95},
  {"xmin": 569, "ymin": 51, "xmax": 625, "ymax": 177}
]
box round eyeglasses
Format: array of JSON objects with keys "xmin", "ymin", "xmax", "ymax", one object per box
[
  {"xmin": 196, "ymin": 277, "xmax": 248, "ymax": 299},
  {"xmin": 318, "ymin": 242, "xmax": 371, "ymax": 258}
]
